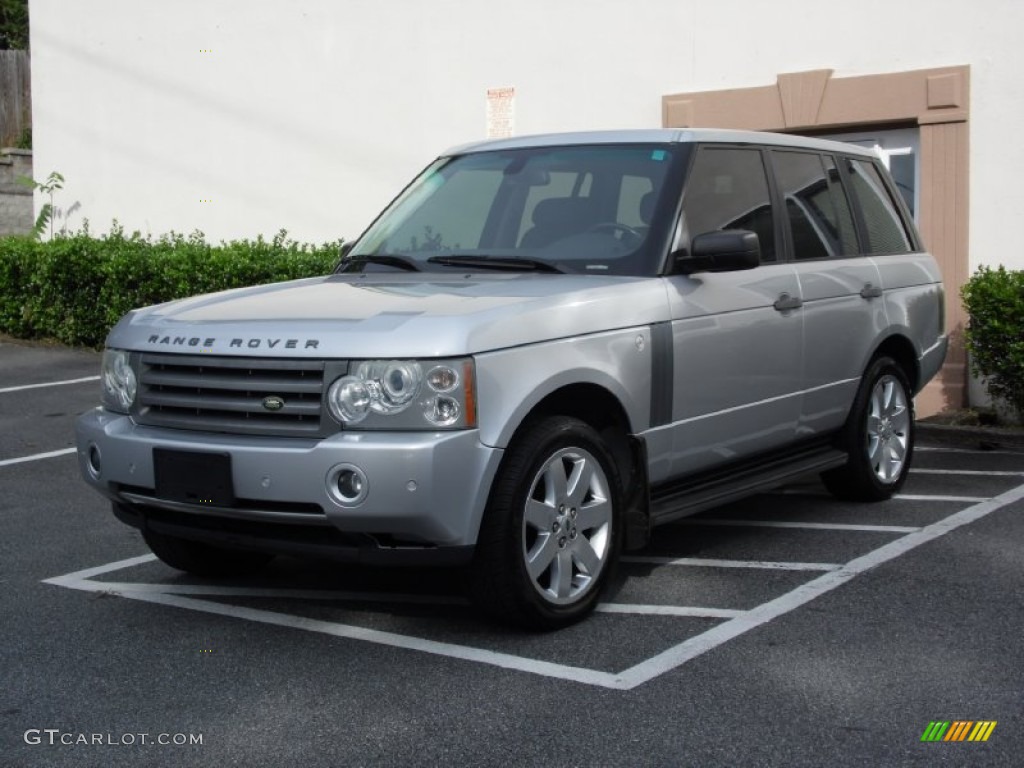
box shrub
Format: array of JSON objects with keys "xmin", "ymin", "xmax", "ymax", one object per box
[
  {"xmin": 0, "ymin": 226, "xmax": 341, "ymax": 348},
  {"xmin": 961, "ymin": 265, "xmax": 1024, "ymax": 420}
]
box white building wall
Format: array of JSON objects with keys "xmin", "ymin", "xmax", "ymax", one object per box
[{"xmin": 29, "ymin": 0, "xmax": 1024, "ymax": 271}]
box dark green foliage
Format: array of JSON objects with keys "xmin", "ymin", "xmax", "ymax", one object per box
[
  {"xmin": 0, "ymin": 226, "xmax": 340, "ymax": 347},
  {"xmin": 961, "ymin": 265, "xmax": 1024, "ymax": 418},
  {"xmin": 0, "ymin": 0, "xmax": 29, "ymax": 49}
]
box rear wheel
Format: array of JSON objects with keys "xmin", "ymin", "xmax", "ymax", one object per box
[
  {"xmin": 142, "ymin": 528, "xmax": 274, "ymax": 577},
  {"xmin": 471, "ymin": 416, "xmax": 623, "ymax": 630},
  {"xmin": 822, "ymin": 356, "xmax": 914, "ymax": 501}
]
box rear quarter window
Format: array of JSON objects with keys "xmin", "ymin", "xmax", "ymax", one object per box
[{"xmin": 844, "ymin": 157, "xmax": 914, "ymax": 255}]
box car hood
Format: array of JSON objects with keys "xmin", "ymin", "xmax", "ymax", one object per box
[{"xmin": 107, "ymin": 272, "xmax": 671, "ymax": 358}]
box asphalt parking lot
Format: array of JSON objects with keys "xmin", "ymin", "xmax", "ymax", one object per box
[{"xmin": 3, "ymin": 338, "xmax": 1023, "ymax": 767}]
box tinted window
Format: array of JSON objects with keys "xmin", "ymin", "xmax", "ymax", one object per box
[
  {"xmin": 822, "ymin": 156, "xmax": 859, "ymax": 254},
  {"xmin": 844, "ymin": 158, "xmax": 913, "ymax": 254},
  {"xmin": 771, "ymin": 151, "xmax": 859, "ymax": 260},
  {"xmin": 682, "ymin": 147, "xmax": 776, "ymax": 261}
]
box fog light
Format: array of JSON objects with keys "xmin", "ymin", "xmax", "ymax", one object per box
[
  {"xmin": 338, "ymin": 470, "xmax": 363, "ymax": 498},
  {"xmin": 326, "ymin": 463, "xmax": 368, "ymax": 506},
  {"xmin": 86, "ymin": 444, "xmax": 102, "ymax": 478}
]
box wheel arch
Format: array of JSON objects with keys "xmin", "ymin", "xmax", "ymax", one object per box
[
  {"xmin": 867, "ymin": 333, "xmax": 921, "ymax": 394},
  {"xmin": 491, "ymin": 382, "xmax": 650, "ymax": 551}
]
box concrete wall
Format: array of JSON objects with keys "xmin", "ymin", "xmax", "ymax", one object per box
[
  {"xmin": 0, "ymin": 148, "xmax": 33, "ymax": 236},
  {"xmin": 28, "ymin": 0, "xmax": 1024, "ymax": 274}
]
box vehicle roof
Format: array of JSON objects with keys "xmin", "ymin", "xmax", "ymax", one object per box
[{"xmin": 445, "ymin": 128, "xmax": 878, "ymax": 158}]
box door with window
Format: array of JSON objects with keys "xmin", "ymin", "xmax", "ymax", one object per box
[
  {"xmin": 770, "ymin": 149, "xmax": 888, "ymax": 436},
  {"xmin": 662, "ymin": 146, "xmax": 803, "ymax": 479}
]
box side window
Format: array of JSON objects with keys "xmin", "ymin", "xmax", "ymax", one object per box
[
  {"xmin": 772, "ymin": 151, "xmax": 832, "ymax": 260},
  {"xmin": 681, "ymin": 147, "xmax": 776, "ymax": 262},
  {"xmin": 822, "ymin": 156, "xmax": 859, "ymax": 255},
  {"xmin": 844, "ymin": 158, "xmax": 913, "ymax": 254}
]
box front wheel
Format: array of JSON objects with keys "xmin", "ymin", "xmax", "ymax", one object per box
[
  {"xmin": 822, "ymin": 356, "xmax": 915, "ymax": 501},
  {"xmin": 470, "ymin": 416, "xmax": 623, "ymax": 630}
]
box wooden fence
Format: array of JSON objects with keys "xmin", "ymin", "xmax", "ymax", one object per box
[{"xmin": 0, "ymin": 50, "xmax": 31, "ymax": 147}]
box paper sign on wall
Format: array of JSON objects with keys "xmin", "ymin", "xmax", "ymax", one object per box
[{"xmin": 486, "ymin": 87, "xmax": 515, "ymax": 139}]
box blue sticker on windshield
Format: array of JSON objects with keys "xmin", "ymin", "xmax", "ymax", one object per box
[{"xmin": 651, "ymin": 150, "xmax": 667, "ymax": 161}]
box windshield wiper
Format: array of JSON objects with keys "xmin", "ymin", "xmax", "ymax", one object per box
[
  {"xmin": 337, "ymin": 254, "xmax": 422, "ymax": 272},
  {"xmin": 425, "ymin": 255, "xmax": 564, "ymax": 273}
]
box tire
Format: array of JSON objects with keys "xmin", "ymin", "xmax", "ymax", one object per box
[
  {"xmin": 142, "ymin": 528, "xmax": 274, "ymax": 578},
  {"xmin": 822, "ymin": 356, "xmax": 915, "ymax": 501},
  {"xmin": 470, "ymin": 416, "xmax": 623, "ymax": 630}
]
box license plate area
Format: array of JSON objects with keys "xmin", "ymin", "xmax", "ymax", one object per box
[{"xmin": 153, "ymin": 448, "xmax": 235, "ymax": 507}]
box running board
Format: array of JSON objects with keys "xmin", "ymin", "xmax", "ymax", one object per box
[{"xmin": 650, "ymin": 445, "xmax": 848, "ymax": 526}]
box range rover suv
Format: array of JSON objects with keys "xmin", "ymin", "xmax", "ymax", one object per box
[{"xmin": 76, "ymin": 129, "xmax": 947, "ymax": 628}]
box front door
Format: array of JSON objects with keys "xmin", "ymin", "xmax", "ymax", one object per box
[{"xmin": 662, "ymin": 146, "xmax": 804, "ymax": 479}]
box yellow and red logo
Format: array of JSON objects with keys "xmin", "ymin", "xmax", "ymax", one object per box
[{"xmin": 921, "ymin": 721, "xmax": 997, "ymax": 742}]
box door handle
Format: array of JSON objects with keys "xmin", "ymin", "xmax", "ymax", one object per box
[
  {"xmin": 773, "ymin": 293, "xmax": 803, "ymax": 312},
  {"xmin": 860, "ymin": 283, "xmax": 883, "ymax": 300}
]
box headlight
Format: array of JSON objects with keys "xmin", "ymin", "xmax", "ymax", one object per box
[
  {"xmin": 327, "ymin": 358, "xmax": 475, "ymax": 430},
  {"xmin": 101, "ymin": 349, "xmax": 137, "ymax": 413}
]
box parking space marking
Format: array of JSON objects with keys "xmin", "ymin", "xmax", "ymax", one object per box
[
  {"xmin": 0, "ymin": 447, "xmax": 77, "ymax": 468},
  {"xmin": 774, "ymin": 488, "xmax": 991, "ymax": 503},
  {"xmin": 595, "ymin": 604, "xmax": 744, "ymax": 619},
  {"xmin": 917, "ymin": 446, "xmax": 1021, "ymax": 455},
  {"xmin": 621, "ymin": 555, "xmax": 841, "ymax": 572},
  {"xmin": 913, "ymin": 469, "xmax": 1024, "ymax": 476},
  {"xmin": 46, "ymin": 570, "xmax": 747, "ymax": 621},
  {"xmin": 43, "ymin": 481, "xmax": 1024, "ymax": 690},
  {"xmin": 63, "ymin": 580, "xmax": 468, "ymax": 606},
  {"xmin": 680, "ymin": 519, "xmax": 921, "ymax": 533},
  {"xmin": 0, "ymin": 375, "xmax": 100, "ymax": 394},
  {"xmin": 79, "ymin": 586, "xmax": 626, "ymax": 688},
  {"xmin": 894, "ymin": 494, "xmax": 990, "ymax": 503},
  {"xmin": 612, "ymin": 480, "xmax": 1024, "ymax": 689}
]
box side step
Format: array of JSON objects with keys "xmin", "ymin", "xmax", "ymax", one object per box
[{"xmin": 650, "ymin": 444, "xmax": 848, "ymax": 526}]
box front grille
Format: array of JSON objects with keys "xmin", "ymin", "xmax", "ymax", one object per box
[{"xmin": 133, "ymin": 353, "xmax": 346, "ymax": 437}]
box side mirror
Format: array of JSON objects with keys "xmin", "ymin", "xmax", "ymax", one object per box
[{"xmin": 676, "ymin": 229, "xmax": 761, "ymax": 274}]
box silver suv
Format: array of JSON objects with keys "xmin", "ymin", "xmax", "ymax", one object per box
[{"xmin": 76, "ymin": 130, "xmax": 947, "ymax": 628}]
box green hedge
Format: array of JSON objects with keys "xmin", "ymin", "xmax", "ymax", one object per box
[
  {"xmin": 0, "ymin": 227, "xmax": 341, "ymax": 348},
  {"xmin": 961, "ymin": 265, "xmax": 1024, "ymax": 419}
]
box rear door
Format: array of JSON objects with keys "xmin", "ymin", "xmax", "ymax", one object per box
[{"xmin": 769, "ymin": 149, "xmax": 886, "ymax": 437}]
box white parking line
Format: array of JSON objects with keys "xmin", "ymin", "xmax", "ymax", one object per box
[
  {"xmin": 0, "ymin": 375, "xmax": 100, "ymax": 394},
  {"xmin": 894, "ymin": 494, "xmax": 989, "ymax": 503},
  {"xmin": 773, "ymin": 488, "xmax": 992, "ymax": 503},
  {"xmin": 612, "ymin": 480, "xmax": 1024, "ymax": 689},
  {"xmin": 679, "ymin": 519, "xmax": 921, "ymax": 533},
  {"xmin": 595, "ymin": 604, "xmax": 743, "ymax": 619},
  {"xmin": 72, "ymin": 580, "xmax": 468, "ymax": 606},
  {"xmin": 43, "ymin": 480, "xmax": 1024, "ymax": 690},
  {"xmin": 916, "ymin": 446, "xmax": 1020, "ymax": 455},
  {"xmin": 912, "ymin": 469, "xmax": 1024, "ymax": 476},
  {"xmin": 621, "ymin": 556, "xmax": 840, "ymax": 572},
  {"xmin": 0, "ymin": 447, "xmax": 77, "ymax": 468}
]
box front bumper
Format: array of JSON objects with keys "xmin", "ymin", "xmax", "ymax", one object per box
[{"xmin": 75, "ymin": 408, "xmax": 503, "ymax": 561}]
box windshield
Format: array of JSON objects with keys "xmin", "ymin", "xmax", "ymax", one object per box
[{"xmin": 344, "ymin": 144, "xmax": 688, "ymax": 277}]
